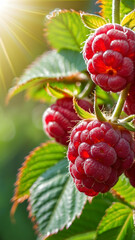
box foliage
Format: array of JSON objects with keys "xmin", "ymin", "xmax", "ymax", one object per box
[{"xmin": 9, "ymin": 0, "xmax": 135, "ymax": 240}]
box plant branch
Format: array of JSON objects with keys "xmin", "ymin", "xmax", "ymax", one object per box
[
  {"xmin": 111, "ymin": 84, "xmax": 131, "ymax": 122},
  {"xmin": 112, "ymin": 0, "xmax": 120, "ymax": 24}
]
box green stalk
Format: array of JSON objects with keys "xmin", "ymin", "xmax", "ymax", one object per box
[
  {"xmin": 78, "ymin": 81, "xmax": 95, "ymax": 99},
  {"xmin": 112, "ymin": 0, "xmax": 120, "ymax": 24},
  {"xmin": 111, "ymin": 0, "xmax": 130, "ymax": 122},
  {"xmin": 111, "ymin": 84, "xmax": 131, "ymax": 122}
]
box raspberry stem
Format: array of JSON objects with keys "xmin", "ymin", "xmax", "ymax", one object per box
[
  {"xmin": 78, "ymin": 80, "xmax": 95, "ymax": 99},
  {"xmin": 111, "ymin": 84, "xmax": 131, "ymax": 122},
  {"xmin": 112, "ymin": 0, "xmax": 120, "ymax": 24}
]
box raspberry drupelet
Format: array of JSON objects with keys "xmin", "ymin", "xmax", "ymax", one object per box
[
  {"xmin": 68, "ymin": 119, "xmax": 135, "ymax": 196},
  {"xmin": 83, "ymin": 24, "xmax": 135, "ymax": 92},
  {"xmin": 42, "ymin": 97, "xmax": 93, "ymax": 146}
]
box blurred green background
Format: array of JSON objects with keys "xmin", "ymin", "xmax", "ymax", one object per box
[{"xmin": 0, "ymin": 1, "xmax": 98, "ymax": 239}]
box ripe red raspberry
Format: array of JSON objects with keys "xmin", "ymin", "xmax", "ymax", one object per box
[
  {"xmin": 42, "ymin": 97, "xmax": 93, "ymax": 146},
  {"xmin": 83, "ymin": 24, "xmax": 135, "ymax": 92},
  {"xmin": 125, "ymin": 162, "xmax": 135, "ymax": 187},
  {"xmin": 68, "ymin": 119, "xmax": 135, "ymax": 196},
  {"xmin": 124, "ymin": 83, "xmax": 135, "ymax": 115}
]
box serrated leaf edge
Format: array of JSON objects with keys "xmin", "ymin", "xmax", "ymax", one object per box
[
  {"xmin": 7, "ymin": 50, "xmax": 87, "ymax": 103},
  {"xmin": 28, "ymin": 174, "xmax": 87, "ymax": 239},
  {"xmin": 10, "ymin": 141, "xmax": 57, "ymax": 217},
  {"xmin": 96, "ymin": 202, "xmax": 133, "ymax": 236},
  {"xmin": 44, "ymin": 9, "xmax": 83, "ymax": 51}
]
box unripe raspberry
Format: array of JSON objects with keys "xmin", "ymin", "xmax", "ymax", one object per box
[
  {"xmin": 124, "ymin": 83, "xmax": 135, "ymax": 115},
  {"xmin": 68, "ymin": 119, "xmax": 135, "ymax": 196},
  {"xmin": 42, "ymin": 97, "xmax": 93, "ymax": 146},
  {"xmin": 83, "ymin": 24, "xmax": 135, "ymax": 92}
]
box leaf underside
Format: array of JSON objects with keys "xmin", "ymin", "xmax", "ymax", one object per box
[
  {"xmin": 7, "ymin": 50, "xmax": 87, "ymax": 102},
  {"xmin": 29, "ymin": 159, "xmax": 87, "ymax": 239},
  {"xmin": 48, "ymin": 193, "xmax": 115, "ymax": 240},
  {"xmin": 12, "ymin": 142, "xmax": 66, "ymax": 206}
]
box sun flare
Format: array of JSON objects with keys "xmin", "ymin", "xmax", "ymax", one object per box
[
  {"xmin": 0, "ymin": 0, "xmax": 9, "ymax": 10},
  {"xmin": 0, "ymin": 0, "xmax": 46, "ymax": 93}
]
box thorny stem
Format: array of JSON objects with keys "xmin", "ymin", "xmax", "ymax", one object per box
[
  {"xmin": 111, "ymin": 84, "xmax": 131, "ymax": 122},
  {"xmin": 78, "ymin": 80, "xmax": 95, "ymax": 99},
  {"xmin": 112, "ymin": 0, "xmax": 120, "ymax": 24}
]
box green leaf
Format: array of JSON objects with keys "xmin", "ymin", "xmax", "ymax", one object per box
[
  {"xmin": 121, "ymin": 0, "xmax": 135, "ymax": 10},
  {"xmin": 121, "ymin": 0, "xmax": 135, "ymax": 20},
  {"xmin": 121, "ymin": 10, "xmax": 135, "ymax": 29},
  {"xmin": 45, "ymin": 10, "xmax": 90, "ymax": 51},
  {"xmin": 11, "ymin": 142, "xmax": 66, "ymax": 214},
  {"xmin": 48, "ymin": 193, "xmax": 116, "ymax": 240},
  {"xmin": 26, "ymin": 85, "xmax": 55, "ymax": 103},
  {"xmin": 81, "ymin": 14, "xmax": 107, "ymax": 29},
  {"xmin": 29, "ymin": 159, "xmax": 87, "ymax": 239},
  {"xmin": 96, "ymin": 202, "xmax": 134, "ymax": 240},
  {"xmin": 47, "ymin": 84, "xmax": 73, "ymax": 98},
  {"xmin": 7, "ymin": 50, "xmax": 87, "ymax": 102},
  {"xmin": 73, "ymin": 97, "xmax": 95, "ymax": 120},
  {"xmin": 38, "ymin": 232, "xmax": 96, "ymax": 240},
  {"xmin": 97, "ymin": 0, "xmax": 134, "ymax": 22},
  {"xmin": 112, "ymin": 175, "xmax": 135, "ymax": 204},
  {"xmin": 97, "ymin": 0, "xmax": 112, "ymax": 22},
  {"xmin": 64, "ymin": 231, "xmax": 96, "ymax": 240},
  {"xmin": 26, "ymin": 82, "xmax": 86, "ymax": 103}
]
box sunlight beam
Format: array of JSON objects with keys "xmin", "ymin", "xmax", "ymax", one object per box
[
  {"xmin": 0, "ymin": 37, "xmax": 16, "ymax": 76},
  {"xmin": 4, "ymin": 14, "xmax": 43, "ymax": 45},
  {"xmin": 0, "ymin": 65, "xmax": 7, "ymax": 92},
  {"xmin": 7, "ymin": 5, "xmax": 46, "ymax": 16},
  {"xmin": 1, "ymin": 19, "xmax": 32, "ymax": 58}
]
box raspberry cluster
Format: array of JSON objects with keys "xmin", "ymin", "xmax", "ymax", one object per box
[
  {"xmin": 42, "ymin": 97, "xmax": 93, "ymax": 146},
  {"xmin": 124, "ymin": 83, "xmax": 135, "ymax": 115},
  {"xmin": 83, "ymin": 24, "xmax": 135, "ymax": 92},
  {"xmin": 67, "ymin": 119, "xmax": 135, "ymax": 196}
]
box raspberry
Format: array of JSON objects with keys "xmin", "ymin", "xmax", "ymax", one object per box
[
  {"xmin": 68, "ymin": 119, "xmax": 135, "ymax": 196},
  {"xmin": 42, "ymin": 97, "xmax": 93, "ymax": 146},
  {"xmin": 83, "ymin": 24, "xmax": 135, "ymax": 92},
  {"xmin": 125, "ymin": 162, "xmax": 135, "ymax": 187},
  {"xmin": 124, "ymin": 83, "xmax": 135, "ymax": 115}
]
